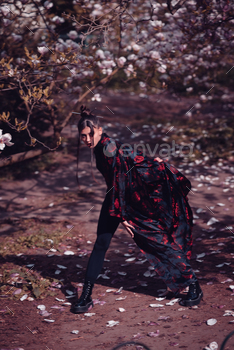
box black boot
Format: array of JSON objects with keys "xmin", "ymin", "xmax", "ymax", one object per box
[
  {"xmin": 72, "ymin": 281, "xmax": 94, "ymax": 313},
  {"xmin": 179, "ymin": 281, "xmax": 203, "ymax": 307}
]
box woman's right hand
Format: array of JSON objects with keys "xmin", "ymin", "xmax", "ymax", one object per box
[
  {"xmin": 155, "ymin": 157, "xmax": 168, "ymax": 162},
  {"xmin": 121, "ymin": 220, "xmax": 135, "ymax": 238}
]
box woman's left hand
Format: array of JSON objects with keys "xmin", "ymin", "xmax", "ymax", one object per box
[
  {"xmin": 121, "ymin": 220, "xmax": 135, "ymax": 238},
  {"xmin": 155, "ymin": 157, "xmax": 168, "ymax": 162}
]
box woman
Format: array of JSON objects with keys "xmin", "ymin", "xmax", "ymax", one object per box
[{"xmin": 71, "ymin": 105, "xmax": 203, "ymax": 314}]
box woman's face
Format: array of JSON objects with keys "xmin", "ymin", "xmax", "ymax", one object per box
[{"xmin": 80, "ymin": 126, "xmax": 103, "ymax": 148}]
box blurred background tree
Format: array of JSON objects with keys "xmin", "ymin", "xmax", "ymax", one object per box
[{"xmin": 0, "ymin": 0, "xmax": 233, "ymax": 165}]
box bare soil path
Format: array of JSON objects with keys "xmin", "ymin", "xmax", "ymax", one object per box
[{"xmin": 0, "ymin": 91, "xmax": 234, "ymax": 350}]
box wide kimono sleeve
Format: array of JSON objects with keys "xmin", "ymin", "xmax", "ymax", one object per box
[
  {"xmin": 105, "ymin": 147, "xmax": 132, "ymax": 222},
  {"xmin": 95, "ymin": 134, "xmax": 193, "ymax": 229},
  {"xmin": 163, "ymin": 162, "xmax": 192, "ymax": 198},
  {"xmin": 163, "ymin": 161, "xmax": 193, "ymax": 227},
  {"xmin": 105, "ymin": 145, "xmax": 168, "ymax": 223},
  {"xmin": 125, "ymin": 150, "xmax": 193, "ymax": 231}
]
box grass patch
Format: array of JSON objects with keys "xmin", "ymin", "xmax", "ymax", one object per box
[
  {"xmin": 0, "ymin": 227, "xmax": 65, "ymax": 257},
  {"xmin": 0, "ymin": 265, "xmax": 62, "ymax": 300},
  {"xmin": 0, "ymin": 217, "xmax": 80, "ymax": 299},
  {"xmin": 0, "ymin": 218, "xmax": 71, "ymax": 257}
]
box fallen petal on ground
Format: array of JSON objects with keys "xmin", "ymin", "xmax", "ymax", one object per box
[
  {"xmin": 106, "ymin": 320, "xmax": 119, "ymax": 327},
  {"xmin": 118, "ymin": 308, "xmax": 126, "ymax": 312},
  {"xmin": 64, "ymin": 250, "xmax": 75, "ymax": 255},
  {"xmin": 84, "ymin": 313, "xmax": 95, "ymax": 317},
  {"xmin": 55, "ymin": 298, "xmax": 65, "ymax": 302},
  {"xmin": 207, "ymin": 318, "xmax": 217, "ymax": 326},
  {"xmin": 37, "ymin": 305, "xmax": 46, "ymax": 310},
  {"xmin": 207, "ymin": 217, "xmax": 219, "ymax": 226},
  {"xmin": 133, "ymin": 332, "xmax": 145, "ymax": 339},
  {"xmin": 166, "ymin": 298, "xmax": 180, "ymax": 306},
  {"xmin": 150, "ymin": 303, "xmax": 164, "ymax": 308},
  {"xmin": 147, "ymin": 330, "xmax": 160, "ymax": 337},
  {"xmin": 20, "ymin": 294, "xmax": 28, "ymax": 301},
  {"xmin": 57, "ymin": 264, "xmax": 67, "ymax": 269}
]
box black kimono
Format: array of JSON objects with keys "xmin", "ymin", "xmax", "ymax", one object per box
[{"xmin": 93, "ymin": 132, "xmax": 197, "ymax": 294}]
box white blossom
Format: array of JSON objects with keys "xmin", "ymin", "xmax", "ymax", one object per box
[
  {"xmin": 0, "ymin": 130, "xmax": 14, "ymax": 151},
  {"xmin": 139, "ymin": 81, "xmax": 146, "ymax": 88},
  {"xmin": 94, "ymin": 4, "xmax": 102, "ymax": 9},
  {"xmin": 126, "ymin": 45, "xmax": 132, "ymax": 51},
  {"xmin": 150, "ymin": 20, "xmax": 163, "ymax": 27},
  {"xmin": 152, "ymin": 3, "xmax": 160, "ymax": 12},
  {"xmin": 44, "ymin": 1, "xmax": 53, "ymax": 9},
  {"xmin": 11, "ymin": 34, "xmax": 23, "ymax": 42},
  {"xmin": 186, "ymin": 87, "xmax": 193, "ymax": 92},
  {"xmin": 179, "ymin": 44, "xmax": 187, "ymax": 52},
  {"xmin": 97, "ymin": 61, "xmax": 104, "ymax": 69},
  {"xmin": 157, "ymin": 64, "xmax": 167, "ymax": 73},
  {"xmin": 52, "ymin": 16, "xmax": 65, "ymax": 24},
  {"xmin": 200, "ymin": 94, "xmax": 207, "ymax": 101},
  {"xmin": 195, "ymin": 103, "xmax": 201, "ymax": 109},
  {"xmin": 3, "ymin": 19, "xmax": 12, "ymax": 26},
  {"xmin": 117, "ymin": 56, "xmax": 126, "ymax": 67},
  {"xmin": 132, "ymin": 44, "xmax": 141, "ymax": 51},
  {"xmin": 57, "ymin": 55, "xmax": 68, "ymax": 63},
  {"xmin": 124, "ymin": 64, "xmax": 134, "ymax": 77},
  {"xmin": 8, "ymin": 69, "xmax": 14, "ymax": 77},
  {"xmin": 139, "ymin": 30, "xmax": 148, "ymax": 39},
  {"xmin": 67, "ymin": 30, "xmax": 78, "ymax": 40},
  {"xmin": 160, "ymin": 74, "xmax": 169, "ymax": 80},
  {"xmin": 102, "ymin": 60, "xmax": 116, "ymax": 69},
  {"xmin": 91, "ymin": 93, "xmax": 102, "ymax": 102},
  {"xmin": 165, "ymin": 12, "xmax": 172, "ymax": 18},
  {"xmin": 1, "ymin": 6, "xmax": 10, "ymax": 17},
  {"xmin": 221, "ymin": 94, "xmax": 230, "ymax": 101},
  {"xmin": 155, "ymin": 33, "xmax": 165, "ymax": 40},
  {"xmin": 31, "ymin": 55, "xmax": 40, "ymax": 65},
  {"xmin": 127, "ymin": 54, "xmax": 137, "ymax": 61},
  {"xmin": 103, "ymin": 50, "xmax": 111, "ymax": 59},
  {"xmin": 82, "ymin": 70, "xmax": 93, "ymax": 76},
  {"xmin": 183, "ymin": 75, "xmax": 192, "ymax": 85},
  {"xmin": 101, "ymin": 68, "xmax": 112, "ymax": 75},
  {"xmin": 55, "ymin": 39, "xmax": 67, "ymax": 52},
  {"xmin": 37, "ymin": 46, "xmax": 49, "ymax": 55},
  {"xmin": 150, "ymin": 51, "xmax": 161, "ymax": 60},
  {"xmin": 66, "ymin": 39, "xmax": 80, "ymax": 50},
  {"xmin": 95, "ymin": 49, "xmax": 105, "ymax": 59},
  {"xmin": 68, "ymin": 68, "xmax": 77, "ymax": 75},
  {"xmin": 91, "ymin": 4, "xmax": 103, "ymax": 16},
  {"xmin": 16, "ymin": 57, "xmax": 26, "ymax": 64},
  {"xmin": 106, "ymin": 68, "xmax": 112, "ymax": 76},
  {"xmin": 184, "ymin": 54, "xmax": 197, "ymax": 61},
  {"xmin": 136, "ymin": 58, "xmax": 147, "ymax": 70}
]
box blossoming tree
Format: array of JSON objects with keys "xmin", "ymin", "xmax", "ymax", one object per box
[{"xmin": 0, "ymin": 0, "xmax": 233, "ymax": 165}]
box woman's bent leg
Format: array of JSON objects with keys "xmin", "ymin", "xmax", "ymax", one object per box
[
  {"xmin": 72, "ymin": 195, "xmax": 121, "ymax": 313},
  {"xmin": 85, "ymin": 232, "xmax": 114, "ymax": 283},
  {"xmin": 85, "ymin": 196, "xmax": 121, "ymax": 283}
]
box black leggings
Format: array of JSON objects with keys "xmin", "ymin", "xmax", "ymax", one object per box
[{"xmin": 85, "ymin": 195, "xmax": 121, "ymax": 284}]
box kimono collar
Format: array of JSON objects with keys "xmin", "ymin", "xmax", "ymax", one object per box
[{"xmin": 94, "ymin": 132, "xmax": 110, "ymax": 149}]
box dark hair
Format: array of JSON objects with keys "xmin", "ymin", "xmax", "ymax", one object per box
[{"xmin": 76, "ymin": 104, "xmax": 102, "ymax": 190}]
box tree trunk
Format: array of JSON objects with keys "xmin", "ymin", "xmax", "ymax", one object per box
[{"xmin": 0, "ymin": 148, "xmax": 50, "ymax": 168}]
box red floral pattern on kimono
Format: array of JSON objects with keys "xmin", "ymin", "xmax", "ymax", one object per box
[{"xmin": 94, "ymin": 132, "xmax": 196, "ymax": 293}]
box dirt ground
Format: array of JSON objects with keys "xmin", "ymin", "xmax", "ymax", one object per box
[{"xmin": 0, "ymin": 91, "xmax": 234, "ymax": 350}]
